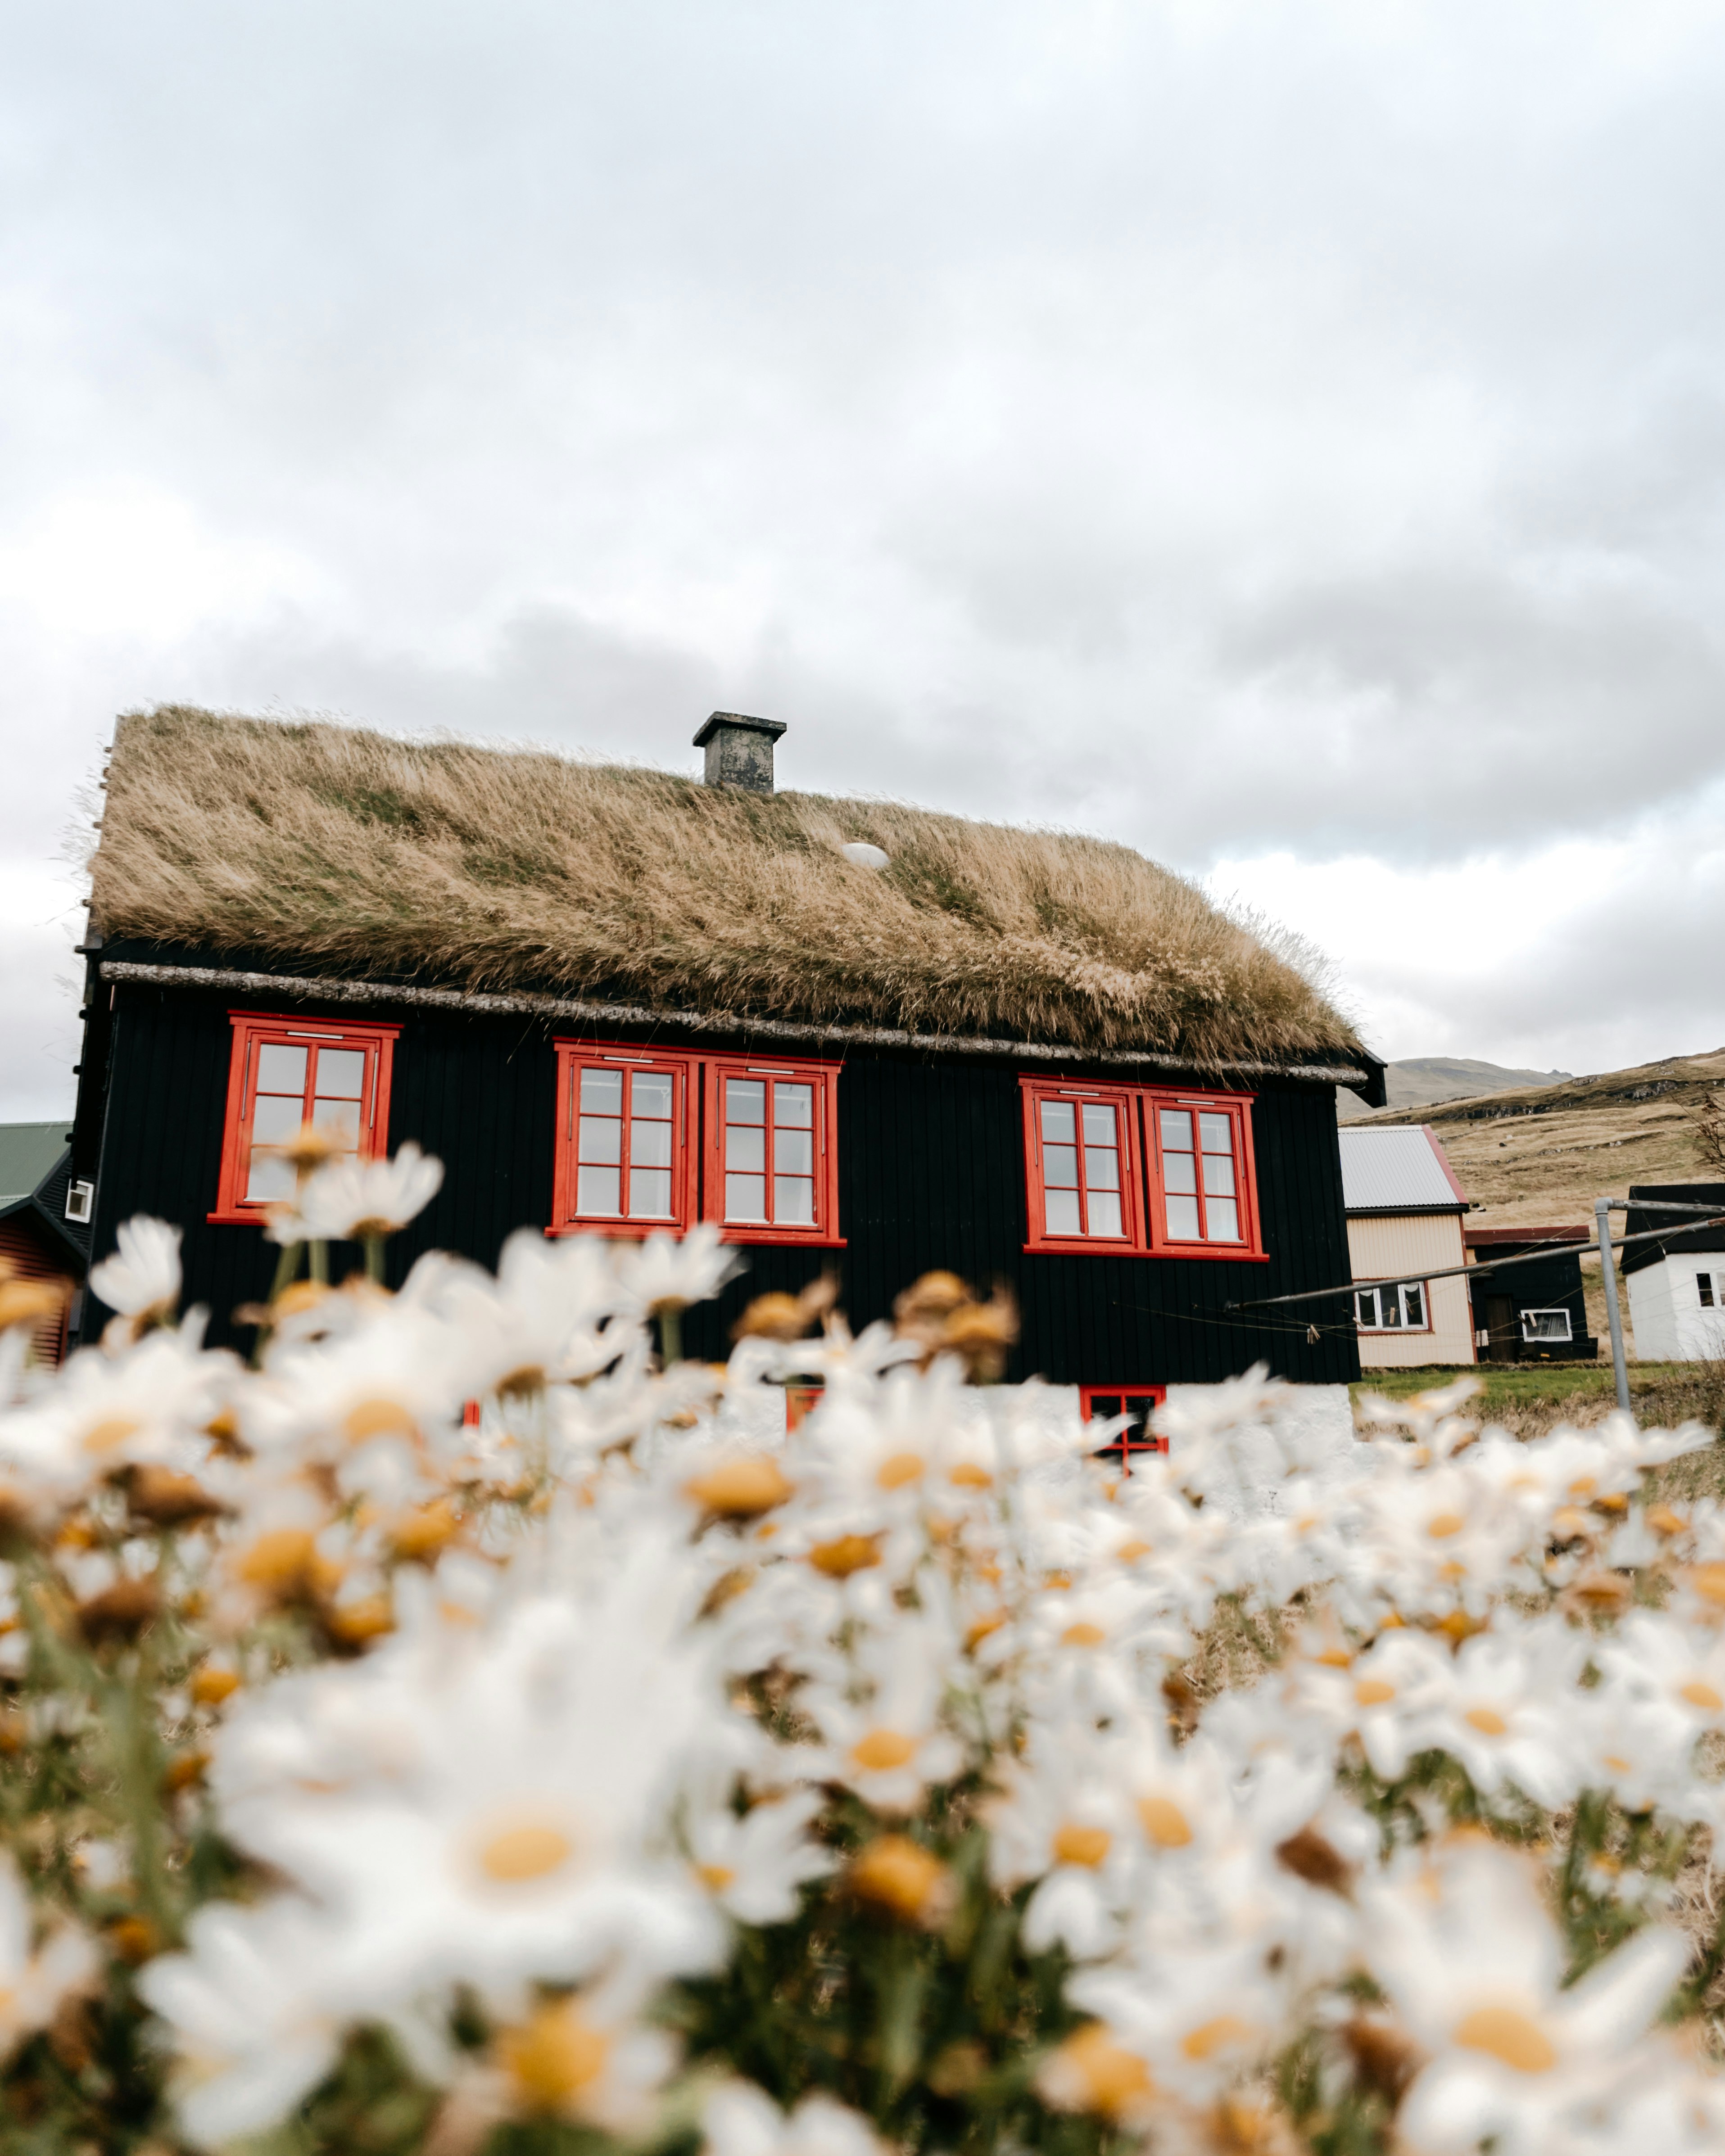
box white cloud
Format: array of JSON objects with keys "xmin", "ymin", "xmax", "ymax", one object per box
[{"xmin": 2, "ymin": 0, "xmax": 1725, "ymax": 1109}]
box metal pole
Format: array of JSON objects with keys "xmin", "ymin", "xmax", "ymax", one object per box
[{"xmin": 1596, "ymin": 1197, "xmax": 1631, "ymax": 1415}]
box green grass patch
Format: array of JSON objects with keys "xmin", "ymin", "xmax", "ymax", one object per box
[{"xmin": 1350, "ymin": 1363, "xmax": 1695, "ymax": 1411}]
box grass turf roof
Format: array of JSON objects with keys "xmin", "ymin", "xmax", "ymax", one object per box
[{"xmin": 88, "ymin": 707, "xmax": 1366, "ymax": 1070}]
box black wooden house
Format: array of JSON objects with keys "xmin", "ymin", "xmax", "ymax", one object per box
[{"xmin": 68, "ymin": 708, "xmax": 1384, "ymax": 1401}]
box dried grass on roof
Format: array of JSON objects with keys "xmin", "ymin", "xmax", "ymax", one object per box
[{"xmin": 87, "ymin": 706, "xmax": 1365, "ymax": 1067}]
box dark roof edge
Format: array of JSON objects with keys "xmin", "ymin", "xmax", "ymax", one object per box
[
  {"xmin": 99, "ymin": 959, "xmax": 1372, "ymax": 1088},
  {"xmin": 1345, "ymin": 1202, "xmax": 1467, "ymax": 1218}
]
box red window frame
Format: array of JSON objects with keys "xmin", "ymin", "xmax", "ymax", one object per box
[
  {"xmin": 211, "ymin": 1011, "xmax": 398, "ymax": 1225},
  {"xmin": 1081, "ymin": 1384, "xmax": 1168, "ymax": 1471},
  {"xmin": 550, "ymin": 1041, "xmax": 698, "ymax": 1238},
  {"xmin": 702, "ymin": 1056, "xmax": 843, "ymax": 1246},
  {"xmin": 1142, "ymin": 1087, "xmax": 1265, "ymax": 1261},
  {"xmin": 1020, "ymin": 1079, "xmax": 1149, "ymax": 1254}
]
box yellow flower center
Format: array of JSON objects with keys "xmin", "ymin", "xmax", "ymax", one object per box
[
  {"xmin": 233, "ymin": 1528, "xmax": 318, "ymax": 1591},
  {"xmin": 876, "ymin": 1451, "xmax": 926, "ymax": 1490},
  {"xmin": 848, "ymin": 1835, "xmax": 949, "ymax": 1921},
  {"xmin": 1116, "ymin": 1539, "xmax": 1151, "ymax": 1563},
  {"xmin": 808, "ymin": 1534, "xmax": 883, "ymax": 1578},
  {"xmin": 81, "ymin": 1415, "xmax": 143, "ymax": 1457},
  {"xmin": 1463, "ymin": 1706, "xmax": 1508, "ymax": 1736},
  {"xmin": 1061, "ymin": 1621, "xmax": 1107, "ymax": 1647},
  {"xmin": 684, "ymin": 1459, "xmax": 795, "ymax": 1518},
  {"xmin": 1354, "ymin": 1678, "xmax": 1396, "ymax": 1707},
  {"xmin": 851, "ymin": 1729, "xmax": 918, "ymax": 1772},
  {"xmin": 1453, "ymin": 2004, "xmax": 1557, "ymax": 2075},
  {"xmin": 479, "ymin": 1823, "xmax": 575, "ymax": 1883},
  {"xmin": 499, "ymin": 2001, "xmax": 609, "ymax": 2109},
  {"xmin": 1052, "ymin": 1823, "xmax": 1112, "ymax": 1868},
  {"xmin": 1136, "ymin": 1795, "xmax": 1193, "ymax": 1849},
  {"xmin": 1044, "ymin": 2024, "xmax": 1155, "ymax": 2120},
  {"xmin": 1180, "ymin": 2014, "xmax": 1254, "ymax": 2062},
  {"xmin": 949, "ymin": 1462, "xmax": 992, "ymax": 1488},
  {"xmin": 1681, "ymin": 1680, "xmax": 1724, "ymax": 1711},
  {"xmin": 1689, "ymin": 1563, "xmax": 1725, "ymax": 1607},
  {"xmin": 1426, "ymin": 1512, "xmax": 1466, "ymax": 1539},
  {"xmin": 344, "ymin": 1397, "xmax": 418, "ymax": 1443},
  {"xmin": 696, "ymin": 1863, "xmax": 736, "ymax": 1892}
]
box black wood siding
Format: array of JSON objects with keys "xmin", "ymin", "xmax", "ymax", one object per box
[{"xmin": 82, "ymin": 977, "xmax": 1360, "ymax": 1387}]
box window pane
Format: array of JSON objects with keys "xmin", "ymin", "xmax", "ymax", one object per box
[
  {"xmin": 1204, "ymin": 1197, "xmax": 1240, "ymax": 1241},
  {"xmin": 251, "ymin": 1094, "xmax": 305, "ymax": 1145},
  {"xmin": 1045, "ymin": 1188, "xmax": 1082, "ymax": 1234},
  {"xmin": 245, "ymin": 1151, "xmax": 296, "ymax": 1203},
  {"xmin": 1700, "ymin": 1275, "xmax": 1715, "ymax": 1308},
  {"xmin": 774, "ymin": 1082, "xmax": 813, "ymax": 1127},
  {"xmin": 629, "ymin": 1168, "xmax": 673, "ymax": 1217},
  {"xmin": 631, "ymin": 1118, "xmax": 673, "ymax": 1168},
  {"xmin": 1198, "ymin": 1112, "xmax": 1233, "ymax": 1154},
  {"xmin": 774, "ymin": 1127, "xmax": 813, "ymax": 1175},
  {"xmin": 727, "ymin": 1078, "xmax": 766, "ymax": 1124},
  {"xmin": 1381, "ymin": 1292, "xmax": 1401, "ymax": 1327},
  {"xmin": 1202, "ymin": 1154, "xmax": 1236, "ymax": 1196},
  {"xmin": 1090, "ymin": 1395, "xmax": 1122, "ymax": 1419},
  {"xmin": 578, "ymin": 1164, "xmax": 621, "ymax": 1215},
  {"xmin": 1084, "ymin": 1145, "xmax": 1120, "ymax": 1191},
  {"xmin": 1081, "ymin": 1103, "xmax": 1116, "ymax": 1145},
  {"xmin": 1159, "ymin": 1109, "xmax": 1193, "ymax": 1152},
  {"xmin": 1041, "ymin": 1099, "xmax": 1076, "ymax": 1144},
  {"xmin": 1043, "ymin": 1144, "xmax": 1079, "ymax": 1189},
  {"xmin": 774, "ymin": 1176, "xmax": 815, "ymax": 1224},
  {"xmin": 580, "ymin": 1067, "xmax": 623, "ymax": 1114},
  {"xmin": 1354, "ymin": 1291, "xmax": 1376, "ymax": 1327},
  {"xmin": 313, "ymin": 1047, "xmax": 366, "ymax": 1099},
  {"xmin": 1402, "ymin": 1284, "xmax": 1425, "ymax": 1326},
  {"xmin": 1087, "ymin": 1191, "xmax": 1123, "ymax": 1238},
  {"xmin": 256, "ymin": 1043, "xmax": 308, "ymax": 1095},
  {"xmin": 726, "ymin": 1172, "xmax": 767, "ymax": 1220},
  {"xmin": 312, "ymin": 1098, "xmax": 361, "ymax": 1149},
  {"xmin": 579, "ymin": 1116, "xmax": 623, "ymax": 1164},
  {"xmin": 727, "ymin": 1125, "xmax": 765, "ymax": 1173},
  {"xmin": 631, "ymin": 1072, "xmax": 672, "ymax": 1119},
  {"xmin": 1164, "ymin": 1194, "xmax": 1200, "ymax": 1239},
  {"xmin": 1164, "ymin": 1152, "xmax": 1196, "ymax": 1195}
]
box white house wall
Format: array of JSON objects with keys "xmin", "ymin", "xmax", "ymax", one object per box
[
  {"xmin": 1347, "ymin": 1213, "xmax": 1475, "ymax": 1368},
  {"xmin": 1627, "ymin": 1258, "xmax": 1725, "ymax": 1363}
]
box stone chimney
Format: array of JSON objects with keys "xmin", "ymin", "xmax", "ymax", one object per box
[{"xmin": 693, "ymin": 711, "xmax": 786, "ymax": 794}]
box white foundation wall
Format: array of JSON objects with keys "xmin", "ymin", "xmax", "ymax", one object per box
[
  {"xmin": 1347, "ymin": 1213, "xmax": 1474, "ymax": 1368},
  {"xmin": 1628, "ymin": 1259, "xmax": 1725, "ymax": 1362}
]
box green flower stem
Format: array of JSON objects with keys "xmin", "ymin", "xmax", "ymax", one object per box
[
  {"xmin": 658, "ymin": 1305, "xmax": 683, "ymax": 1368},
  {"xmin": 308, "ymin": 1238, "xmax": 330, "ymax": 1287},
  {"xmin": 363, "ymin": 1232, "xmax": 386, "ymax": 1285}
]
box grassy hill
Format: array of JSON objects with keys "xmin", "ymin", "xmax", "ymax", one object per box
[
  {"xmin": 1336, "ymin": 1055, "xmax": 1572, "ymax": 1122},
  {"xmin": 1346, "ymin": 1046, "xmax": 1725, "ymax": 1355}
]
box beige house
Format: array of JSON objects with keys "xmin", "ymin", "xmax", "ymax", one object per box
[{"xmin": 1339, "ymin": 1125, "xmax": 1476, "ymax": 1370}]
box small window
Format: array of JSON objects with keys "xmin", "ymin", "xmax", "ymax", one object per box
[
  {"xmin": 65, "ymin": 1180, "xmax": 93, "ymax": 1225},
  {"xmin": 212, "ymin": 1012, "xmax": 399, "ymax": 1224},
  {"xmin": 1520, "ymin": 1308, "xmax": 1573, "ymax": 1343},
  {"xmin": 702, "ymin": 1058, "xmax": 842, "ymax": 1245},
  {"xmin": 1700, "ymin": 1273, "xmax": 1716, "ymax": 1310},
  {"xmin": 552, "ymin": 1043, "xmax": 697, "ymax": 1237},
  {"xmin": 1022, "ymin": 1082, "xmax": 1143, "ymax": 1250},
  {"xmin": 1080, "ymin": 1385, "xmax": 1167, "ymax": 1472},
  {"xmin": 1355, "ymin": 1282, "xmax": 1430, "ymax": 1331}
]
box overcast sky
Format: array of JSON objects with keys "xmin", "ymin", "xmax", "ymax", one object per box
[{"xmin": 4, "ymin": 0, "xmax": 1724, "ymax": 1119}]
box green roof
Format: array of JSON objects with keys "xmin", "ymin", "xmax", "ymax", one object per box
[{"xmin": 0, "ymin": 1122, "xmax": 70, "ymax": 1207}]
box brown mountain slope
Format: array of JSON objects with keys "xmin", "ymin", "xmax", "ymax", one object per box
[{"xmin": 1349, "ymin": 1049, "xmax": 1725, "ymax": 1355}]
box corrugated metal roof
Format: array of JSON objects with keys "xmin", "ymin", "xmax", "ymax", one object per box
[
  {"xmin": 1338, "ymin": 1125, "xmax": 1467, "ymax": 1213},
  {"xmin": 0, "ymin": 1122, "xmax": 70, "ymax": 1207}
]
